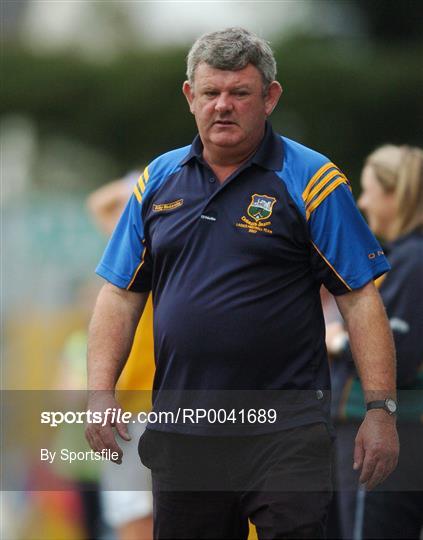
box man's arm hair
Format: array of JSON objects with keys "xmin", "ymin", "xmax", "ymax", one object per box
[
  {"xmin": 335, "ymin": 280, "xmax": 399, "ymax": 491},
  {"xmin": 87, "ymin": 282, "xmax": 149, "ymax": 391},
  {"xmin": 335, "ymin": 280, "xmax": 396, "ymax": 403}
]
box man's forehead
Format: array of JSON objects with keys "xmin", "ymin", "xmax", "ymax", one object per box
[{"xmin": 194, "ymin": 62, "xmax": 262, "ymax": 87}]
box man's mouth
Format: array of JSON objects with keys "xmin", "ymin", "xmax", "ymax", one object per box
[{"xmin": 213, "ymin": 120, "xmax": 237, "ymax": 126}]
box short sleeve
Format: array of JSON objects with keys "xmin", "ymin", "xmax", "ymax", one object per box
[
  {"xmin": 96, "ymin": 192, "xmax": 153, "ymax": 292},
  {"xmin": 307, "ymin": 174, "xmax": 390, "ymax": 295}
]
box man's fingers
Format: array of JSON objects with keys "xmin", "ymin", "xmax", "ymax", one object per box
[
  {"xmin": 86, "ymin": 425, "xmax": 123, "ymax": 463},
  {"xmin": 84, "ymin": 398, "xmax": 129, "ymax": 463},
  {"xmin": 85, "ymin": 429, "xmax": 96, "ymax": 451},
  {"xmin": 97, "ymin": 426, "xmax": 123, "ymax": 462},
  {"xmin": 353, "ymin": 437, "xmax": 364, "ymax": 471},
  {"xmin": 377, "ymin": 466, "xmax": 393, "ymax": 488},
  {"xmin": 390, "ymin": 451, "xmax": 399, "ymax": 472},
  {"xmin": 86, "ymin": 427, "xmax": 105, "ymax": 454},
  {"xmin": 364, "ymin": 461, "xmax": 386, "ymax": 490},
  {"xmin": 379, "ymin": 455, "xmax": 398, "ymax": 484},
  {"xmin": 115, "ymin": 420, "xmax": 131, "ymax": 442},
  {"xmin": 359, "ymin": 451, "xmax": 377, "ymax": 485},
  {"xmin": 360, "ymin": 449, "xmax": 397, "ymax": 489},
  {"xmin": 354, "ymin": 415, "xmax": 399, "ymax": 488}
]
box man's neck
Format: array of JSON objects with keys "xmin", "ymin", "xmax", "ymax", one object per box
[{"xmin": 202, "ymin": 138, "xmax": 263, "ymax": 184}]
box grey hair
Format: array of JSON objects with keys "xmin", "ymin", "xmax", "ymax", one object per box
[{"xmin": 186, "ymin": 27, "xmax": 277, "ymax": 90}]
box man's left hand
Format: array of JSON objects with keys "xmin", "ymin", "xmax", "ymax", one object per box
[{"xmin": 353, "ymin": 410, "xmax": 399, "ymax": 490}]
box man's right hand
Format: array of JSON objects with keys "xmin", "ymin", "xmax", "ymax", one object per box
[
  {"xmin": 353, "ymin": 409, "xmax": 399, "ymax": 490},
  {"xmin": 85, "ymin": 391, "xmax": 131, "ymax": 464}
]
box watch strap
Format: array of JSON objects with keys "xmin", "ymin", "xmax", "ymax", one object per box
[
  {"xmin": 366, "ymin": 398, "xmax": 397, "ymax": 415},
  {"xmin": 366, "ymin": 400, "xmax": 386, "ymax": 411}
]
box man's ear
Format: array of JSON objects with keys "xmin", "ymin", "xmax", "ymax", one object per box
[
  {"xmin": 182, "ymin": 81, "xmax": 195, "ymax": 114},
  {"xmin": 264, "ymin": 81, "xmax": 283, "ymax": 117}
]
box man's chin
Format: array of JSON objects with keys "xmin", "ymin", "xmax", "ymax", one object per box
[{"xmin": 209, "ymin": 133, "xmax": 242, "ymax": 148}]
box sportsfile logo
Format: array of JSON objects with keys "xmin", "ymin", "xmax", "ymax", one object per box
[{"xmin": 40, "ymin": 407, "xmax": 277, "ymax": 426}]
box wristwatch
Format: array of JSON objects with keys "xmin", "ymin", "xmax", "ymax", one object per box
[{"xmin": 366, "ymin": 398, "xmax": 397, "ymax": 416}]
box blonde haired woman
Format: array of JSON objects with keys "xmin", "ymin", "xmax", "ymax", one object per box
[
  {"xmin": 359, "ymin": 145, "xmax": 422, "ymax": 244},
  {"xmin": 328, "ymin": 145, "xmax": 423, "ymax": 539}
]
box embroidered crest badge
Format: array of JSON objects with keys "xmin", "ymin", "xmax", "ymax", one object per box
[{"xmin": 247, "ymin": 194, "xmax": 277, "ymax": 222}]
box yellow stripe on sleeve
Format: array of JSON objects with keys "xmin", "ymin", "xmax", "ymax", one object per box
[
  {"xmin": 143, "ymin": 166, "xmax": 150, "ymax": 183},
  {"xmin": 374, "ymin": 274, "xmax": 386, "ymax": 289},
  {"xmin": 302, "ymin": 162, "xmax": 335, "ymax": 202},
  {"xmin": 305, "ymin": 169, "xmax": 347, "ymax": 206},
  {"xmin": 138, "ymin": 174, "xmax": 145, "ymax": 193},
  {"xmin": 306, "ymin": 177, "xmax": 347, "ymax": 220},
  {"xmin": 133, "ymin": 184, "xmax": 142, "ymax": 203}
]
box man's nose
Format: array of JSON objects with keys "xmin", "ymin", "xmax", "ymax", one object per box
[{"xmin": 215, "ymin": 93, "xmax": 233, "ymax": 113}]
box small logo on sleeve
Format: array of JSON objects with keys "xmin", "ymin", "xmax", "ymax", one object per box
[
  {"xmin": 236, "ymin": 194, "xmax": 276, "ymax": 234},
  {"xmin": 368, "ymin": 250, "xmax": 385, "ymax": 259},
  {"xmin": 153, "ymin": 199, "xmax": 184, "ymax": 212}
]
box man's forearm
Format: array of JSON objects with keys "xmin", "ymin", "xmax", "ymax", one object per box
[
  {"xmin": 336, "ymin": 281, "xmax": 396, "ymax": 403},
  {"xmin": 87, "ymin": 283, "xmax": 148, "ymax": 391},
  {"xmin": 336, "ymin": 282, "xmax": 399, "ymax": 489}
]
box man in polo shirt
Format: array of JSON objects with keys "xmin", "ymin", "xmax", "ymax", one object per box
[{"xmin": 86, "ymin": 28, "xmax": 399, "ymax": 539}]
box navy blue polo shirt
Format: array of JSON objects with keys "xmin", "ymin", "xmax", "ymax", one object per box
[{"xmin": 97, "ymin": 123, "xmax": 390, "ymax": 435}]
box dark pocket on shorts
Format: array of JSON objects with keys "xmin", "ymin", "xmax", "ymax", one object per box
[
  {"xmin": 137, "ymin": 430, "xmax": 227, "ymax": 490},
  {"xmin": 308, "ymin": 422, "xmax": 333, "ymax": 455},
  {"xmin": 261, "ymin": 422, "xmax": 333, "ymax": 492},
  {"xmin": 138, "ymin": 428, "xmax": 154, "ymax": 469},
  {"xmin": 137, "ymin": 429, "xmax": 180, "ymax": 476}
]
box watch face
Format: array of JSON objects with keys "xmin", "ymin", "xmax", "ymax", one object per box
[{"xmin": 386, "ymin": 398, "xmax": 397, "ymax": 413}]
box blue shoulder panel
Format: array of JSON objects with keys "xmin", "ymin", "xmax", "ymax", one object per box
[
  {"xmin": 95, "ymin": 145, "xmax": 191, "ymax": 290},
  {"xmin": 142, "ymin": 145, "xmax": 191, "ymax": 210},
  {"xmin": 275, "ymin": 136, "xmax": 330, "ymax": 220},
  {"xmin": 275, "ymin": 136, "xmax": 390, "ymax": 293}
]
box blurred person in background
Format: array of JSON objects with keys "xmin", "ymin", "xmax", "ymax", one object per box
[
  {"xmin": 87, "ymin": 175, "xmax": 139, "ymax": 237},
  {"xmin": 327, "ymin": 144, "xmax": 423, "ymax": 539},
  {"xmin": 87, "ymin": 173, "xmax": 155, "ymax": 540}
]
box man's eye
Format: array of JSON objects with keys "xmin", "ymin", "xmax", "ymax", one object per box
[
  {"xmin": 204, "ymin": 91, "xmax": 218, "ymax": 97},
  {"xmin": 233, "ymin": 91, "xmax": 249, "ymax": 97}
]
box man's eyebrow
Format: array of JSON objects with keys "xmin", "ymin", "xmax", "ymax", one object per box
[
  {"xmin": 199, "ymin": 84, "xmax": 253, "ymax": 92},
  {"xmin": 231, "ymin": 86, "xmax": 252, "ymax": 91}
]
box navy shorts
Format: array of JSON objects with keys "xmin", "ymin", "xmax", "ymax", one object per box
[{"xmin": 138, "ymin": 422, "xmax": 334, "ymax": 539}]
